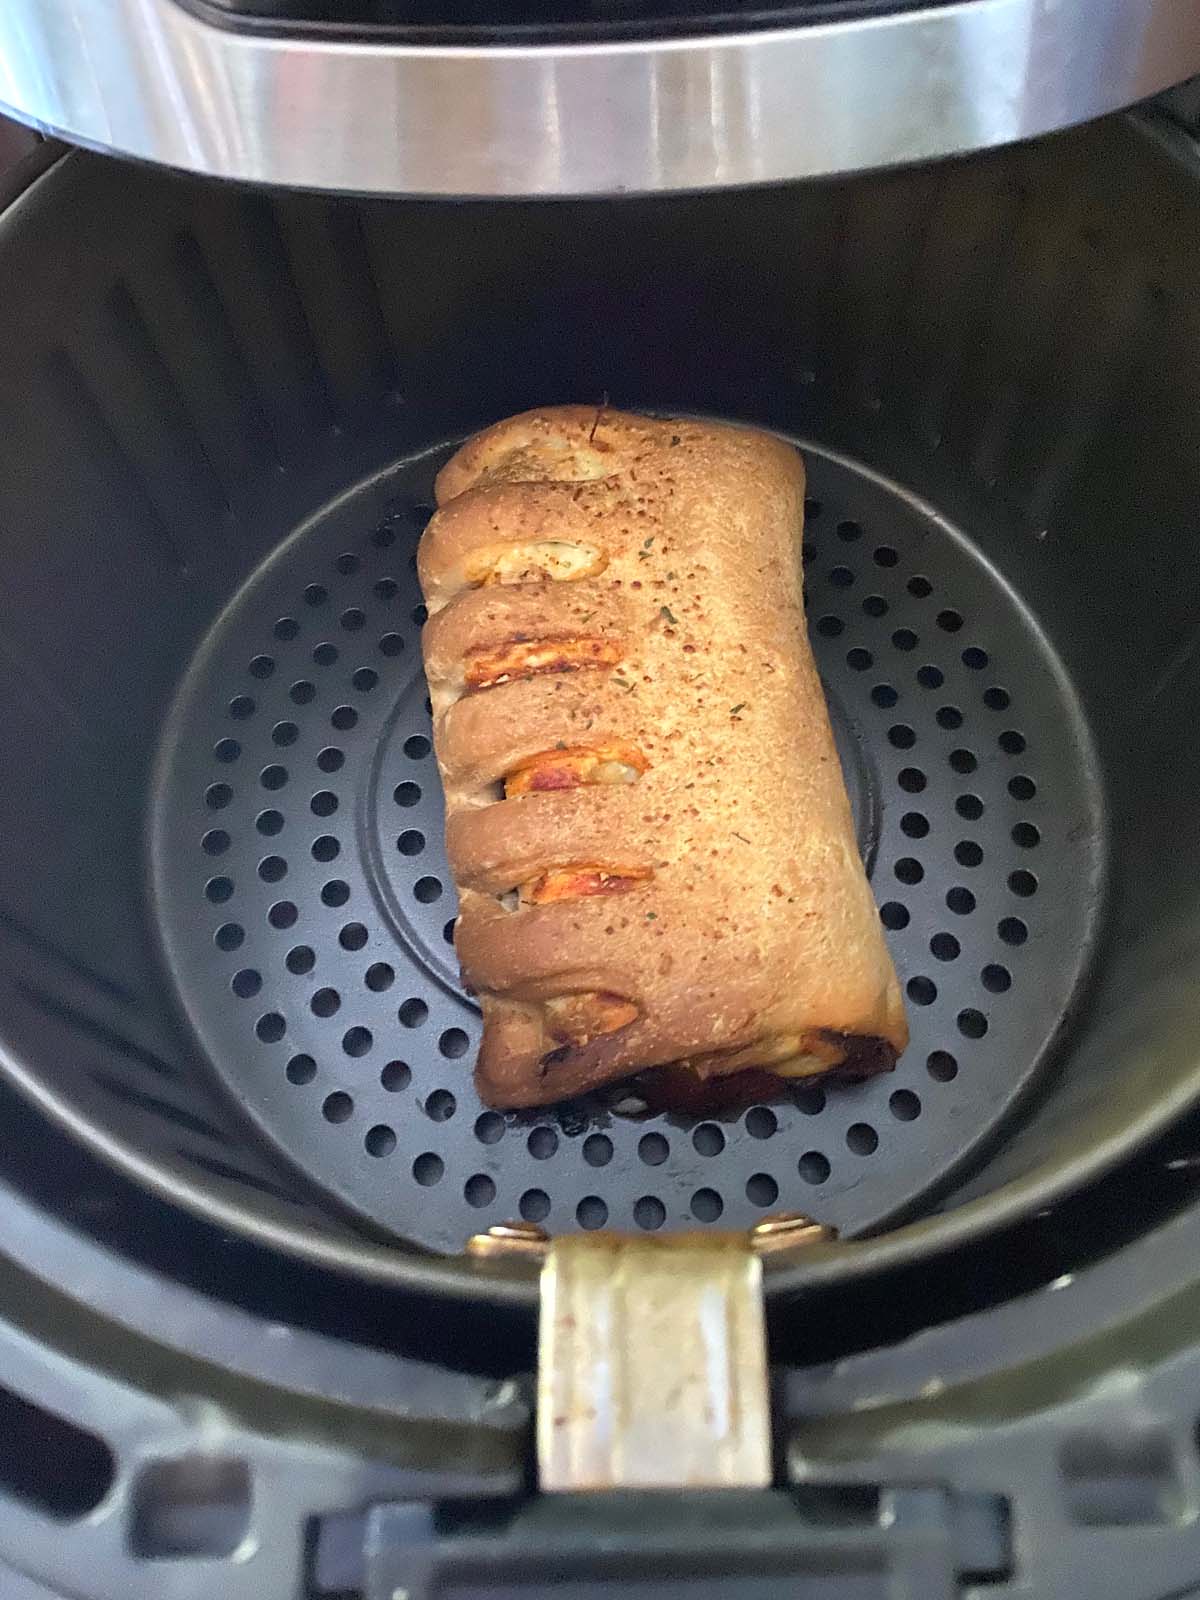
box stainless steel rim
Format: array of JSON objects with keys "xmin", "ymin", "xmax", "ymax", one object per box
[{"xmin": 1, "ymin": 0, "xmax": 1199, "ymax": 195}]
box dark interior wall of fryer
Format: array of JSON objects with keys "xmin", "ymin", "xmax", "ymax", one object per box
[{"xmin": 0, "ymin": 113, "xmax": 1197, "ymax": 1224}]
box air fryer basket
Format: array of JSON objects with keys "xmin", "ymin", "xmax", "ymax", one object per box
[{"xmin": 1, "ymin": 111, "xmax": 1199, "ymax": 1309}]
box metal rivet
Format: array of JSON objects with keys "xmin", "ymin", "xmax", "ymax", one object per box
[
  {"xmin": 466, "ymin": 1220, "xmax": 551, "ymax": 1260},
  {"xmin": 750, "ymin": 1212, "xmax": 837, "ymax": 1254}
]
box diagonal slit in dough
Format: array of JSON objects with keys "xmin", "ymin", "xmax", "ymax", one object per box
[{"xmin": 463, "ymin": 635, "xmax": 623, "ymax": 693}]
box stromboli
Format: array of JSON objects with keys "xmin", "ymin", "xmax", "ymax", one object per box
[{"xmin": 418, "ymin": 405, "xmax": 908, "ymax": 1110}]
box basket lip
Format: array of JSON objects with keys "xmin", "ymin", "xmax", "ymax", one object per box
[
  {"xmin": 7, "ymin": 1009, "xmax": 1200, "ymax": 1312},
  {"xmin": 3, "ymin": 0, "xmax": 1200, "ymax": 195}
]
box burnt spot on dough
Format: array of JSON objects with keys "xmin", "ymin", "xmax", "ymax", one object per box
[
  {"xmin": 636, "ymin": 1036, "xmax": 897, "ymax": 1114},
  {"xmin": 636, "ymin": 1066, "xmax": 793, "ymax": 1116},
  {"xmin": 818, "ymin": 1030, "xmax": 900, "ymax": 1081}
]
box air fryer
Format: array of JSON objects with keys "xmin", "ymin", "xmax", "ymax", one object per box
[
  {"xmin": 0, "ymin": 106, "xmax": 1192, "ymax": 1307},
  {"xmin": 2, "ymin": 15, "xmax": 1200, "ymax": 1591}
]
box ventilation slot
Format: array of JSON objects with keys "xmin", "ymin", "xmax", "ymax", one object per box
[
  {"xmin": 1060, "ymin": 1431, "xmax": 1185, "ymax": 1526},
  {"xmin": 0, "ymin": 1383, "xmax": 114, "ymax": 1520},
  {"xmin": 129, "ymin": 1457, "xmax": 252, "ymax": 1559},
  {"xmin": 789, "ymin": 1485, "xmax": 882, "ymax": 1526}
]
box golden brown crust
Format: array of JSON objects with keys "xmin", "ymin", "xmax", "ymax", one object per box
[
  {"xmin": 446, "ymin": 786, "xmax": 659, "ymax": 894},
  {"xmin": 433, "ymin": 406, "xmax": 659, "ymax": 504},
  {"xmin": 420, "ymin": 406, "xmax": 907, "ymax": 1109},
  {"xmin": 417, "ymin": 480, "xmax": 615, "ymax": 610}
]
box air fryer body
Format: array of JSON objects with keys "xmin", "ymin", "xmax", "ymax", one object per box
[
  {"xmin": 3, "ymin": 1, "xmax": 1200, "ymax": 1590},
  {"xmin": 0, "ymin": 107, "xmax": 1195, "ymax": 1297},
  {"xmin": 2, "ymin": 0, "xmax": 1200, "ymax": 194}
]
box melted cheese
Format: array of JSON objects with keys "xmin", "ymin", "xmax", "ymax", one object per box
[
  {"xmin": 521, "ymin": 863, "xmax": 652, "ymax": 905},
  {"xmin": 464, "ymin": 635, "xmax": 622, "ymax": 693},
  {"xmin": 465, "ymin": 540, "xmax": 606, "ymax": 587},
  {"xmin": 504, "ymin": 742, "xmax": 647, "ymax": 798},
  {"xmin": 545, "ymin": 991, "xmax": 640, "ymax": 1047}
]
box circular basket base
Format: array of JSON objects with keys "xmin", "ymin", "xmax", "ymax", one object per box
[{"xmin": 154, "ymin": 430, "xmax": 1104, "ymax": 1252}]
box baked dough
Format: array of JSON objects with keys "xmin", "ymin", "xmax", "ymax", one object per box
[{"xmin": 418, "ymin": 406, "xmax": 907, "ymax": 1109}]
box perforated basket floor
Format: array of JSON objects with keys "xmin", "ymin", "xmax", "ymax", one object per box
[{"xmin": 152, "ymin": 431, "xmax": 1103, "ymax": 1253}]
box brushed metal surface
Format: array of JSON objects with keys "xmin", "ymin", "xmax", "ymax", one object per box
[
  {"xmin": 0, "ymin": 0, "xmax": 1198, "ymax": 194},
  {"xmin": 538, "ymin": 1233, "xmax": 771, "ymax": 1489}
]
